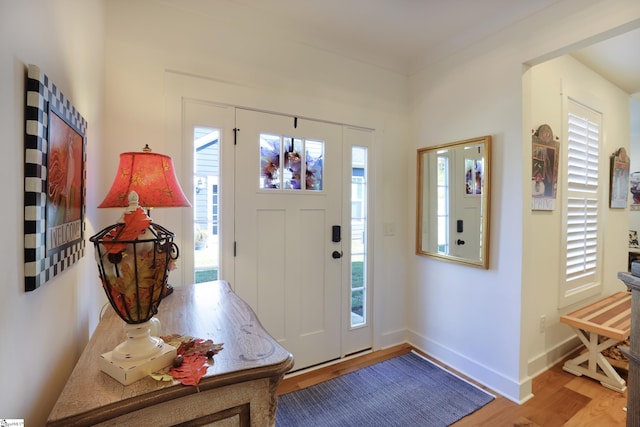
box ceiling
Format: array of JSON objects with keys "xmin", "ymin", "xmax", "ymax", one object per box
[
  {"xmin": 172, "ymin": 0, "xmax": 640, "ymax": 95},
  {"xmin": 571, "ymin": 28, "xmax": 640, "ymax": 97},
  {"xmin": 229, "ymin": 0, "xmax": 565, "ymax": 72}
]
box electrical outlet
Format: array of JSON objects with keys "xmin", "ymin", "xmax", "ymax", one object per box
[{"xmin": 539, "ymin": 315, "xmax": 546, "ymax": 333}]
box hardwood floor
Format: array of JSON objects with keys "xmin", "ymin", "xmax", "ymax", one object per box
[{"xmin": 277, "ymin": 344, "xmax": 629, "ymax": 426}]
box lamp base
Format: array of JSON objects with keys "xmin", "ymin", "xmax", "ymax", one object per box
[{"xmin": 100, "ymin": 320, "xmax": 177, "ymax": 385}]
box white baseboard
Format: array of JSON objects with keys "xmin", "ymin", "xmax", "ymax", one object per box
[
  {"xmin": 406, "ymin": 329, "xmax": 531, "ymax": 404},
  {"xmin": 376, "ymin": 327, "xmax": 408, "ymax": 351},
  {"xmin": 527, "ymin": 335, "xmax": 581, "ymax": 379}
]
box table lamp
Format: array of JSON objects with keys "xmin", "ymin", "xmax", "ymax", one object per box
[{"xmin": 90, "ymin": 145, "xmax": 191, "ymax": 385}]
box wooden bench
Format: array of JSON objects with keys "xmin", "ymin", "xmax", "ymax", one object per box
[{"xmin": 560, "ymin": 291, "xmax": 631, "ymax": 392}]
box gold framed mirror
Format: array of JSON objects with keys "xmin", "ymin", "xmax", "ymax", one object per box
[{"xmin": 416, "ymin": 136, "xmax": 491, "ymax": 268}]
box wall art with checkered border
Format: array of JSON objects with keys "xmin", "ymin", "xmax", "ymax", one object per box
[{"xmin": 24, "ymin": 64, "xmax": 87, "ymax": 292}]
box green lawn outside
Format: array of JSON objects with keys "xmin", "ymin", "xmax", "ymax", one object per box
[
  {"xmin": 195, "ymin": 269, "xmax": 218, "ymax": 283},
  {"xmin": 351, "ymin": 261, "xmax": 364, "ymax": 315}
]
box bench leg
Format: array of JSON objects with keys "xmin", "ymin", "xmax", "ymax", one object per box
[{"xmin": 562, "ymin": 327, "xmax": 627, "ymax": 393}]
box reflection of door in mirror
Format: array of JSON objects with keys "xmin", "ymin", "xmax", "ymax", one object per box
[
  {"xmin": 456, "ymin": 144, "xmax": 484, "ymax": 260},
  {"xmin": 416, "ymin": 136, "xmax": 491, "ymax": 269},
  {"xmin": 421, "ymin": 148, "xmax": 448, "ymax": 255}
]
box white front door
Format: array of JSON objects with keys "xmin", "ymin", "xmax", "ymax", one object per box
[{"xmin": 234, "ymin": 109, "xmax": 343, "ymax": 370}]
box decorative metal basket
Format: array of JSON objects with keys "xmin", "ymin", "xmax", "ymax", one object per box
[{"xmin": 90, "ymin": 221, "xmax": 178, "ymax": 324}]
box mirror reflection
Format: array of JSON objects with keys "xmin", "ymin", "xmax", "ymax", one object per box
[{"xmin": 416, "ymin": 136, "xmax": 491, "ymax": 268}]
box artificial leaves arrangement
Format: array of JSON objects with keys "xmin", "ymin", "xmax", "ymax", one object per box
[{"xmin": 151, "ymin": 334, "xmax": 224, "ymax": 390}]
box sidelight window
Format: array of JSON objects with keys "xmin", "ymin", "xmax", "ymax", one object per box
[
  {"xmin": 351, "ymin": 146, "xmax": 368, "ymax": 327},
  {"xmin": 436, "ymin": 154, "xmax": 450, "ymax": 254},
  {"xmin": 193, "ymin": 127, "xmax": 220, "ymax": 283}
]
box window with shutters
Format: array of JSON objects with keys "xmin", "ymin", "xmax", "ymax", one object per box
[{"xmin": 560, "ymin": 99, "xmax": 603, "ymax": 307}]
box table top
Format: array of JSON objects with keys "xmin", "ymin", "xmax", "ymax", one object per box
[
  {"xmin": 47, "ymin": 280, "xmax": 294, "ymax": 426},
  {"xmin": 560, "ymin": 291, "xmax": 631, "ymax": 341}
]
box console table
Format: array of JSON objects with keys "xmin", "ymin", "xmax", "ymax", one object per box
[
  {"xmin": 616, "ymin": 272, "xmax": 640, "ymax": 427},
  {"xmin": 47, "ymin": 280, "xmax": 294, "ymax": 426}
]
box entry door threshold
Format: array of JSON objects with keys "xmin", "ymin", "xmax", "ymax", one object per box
[{"xmin": 284, "ymin": 348, "xmax": 373, "ymax": 379}]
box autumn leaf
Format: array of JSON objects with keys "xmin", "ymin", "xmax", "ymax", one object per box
[
  {"xmin": 169, "ymin": 354, "xmax": 209, "ymax": 389},
  {"xmin": 150, "ymin": 334, "xmax": 224, "ymax": 384},
  {"xmin": 119, "ymin": 207, "xmax": 153, "ymax": 239},
  {"xmin": 150, "ymin": 372, "xmax": 173, "ymax": 382},
  {"xmin": 160, "ymin": 334, "xmax": 224, "ymax": 358},
  {"xmin": 161, "ymin": 334, "xmax": 192, "ymax": 349},
  {"xmin": 102, "ymin": 277, "xmax": 128, "ymax": 317},
  {"xmin": 102, "ymin": 207, "xmax": 152, "ymax": 254}
]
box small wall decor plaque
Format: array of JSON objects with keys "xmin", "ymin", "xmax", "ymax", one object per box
[
  {"xmin": 610, "ymin": 147, "xmax": 630, "ymax": 209},
  {"xmin": 630, "ymin": 171, "xmax": 640, "ymax": 211},
  {"xmin": 24, "ymin": 64, "xmax": 87, "ymax": 291},
  {"xmin": 531, "ymin": 124, "xmax": 559, "ymax": 211}
]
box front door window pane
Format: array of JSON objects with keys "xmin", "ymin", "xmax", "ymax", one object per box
[
  {"xmin": 305, "ymin": 139, "xmax": 324, "ymax": 191},
  {"xmin": 259, "ymin": 133, "xmax": 324, "ymax": 191},
  {"xmin": 260, "ymin": 134, "xmax": 281, "ymax": 189},
  {"xmin": 284, "ymin": 137, "xmax": 303, "ymax": 189}
]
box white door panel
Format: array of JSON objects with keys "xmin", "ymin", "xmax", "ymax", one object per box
[{"xmin": 234, "ymin": 109, "xmax": 343, "ymax": 370}]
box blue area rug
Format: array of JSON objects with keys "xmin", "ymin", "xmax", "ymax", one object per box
[{"xmin": 276, "ymin": 351, "xmax": 494, "ymax": 427}]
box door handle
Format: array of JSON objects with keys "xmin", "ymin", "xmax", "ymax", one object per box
[{"xmin": 332, "ymin": 250, "xmax": 343, "ymax": 259}]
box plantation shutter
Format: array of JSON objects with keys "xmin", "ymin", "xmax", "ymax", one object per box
[{"xmin": 561, "ymin": 99, "xmax": 602, "ymax": 306}]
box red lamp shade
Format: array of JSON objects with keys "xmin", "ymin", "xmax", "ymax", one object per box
[{"xmin": 98, "ymin": 146, "xmax": 191, "ymax": 209}]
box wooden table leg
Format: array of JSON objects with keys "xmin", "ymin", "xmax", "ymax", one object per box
[{"xmin": 562, "ymin": 326, "xmax": 627, "ymax": 393}]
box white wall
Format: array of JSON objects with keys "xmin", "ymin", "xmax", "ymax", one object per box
[
  {"xmin": 408, "ymin": 0, "xmax": 640, "ymax": 403},
  {"xmin": 0, "ymin": 0, "xmax": 104, "ymax": 424},
  {"xmin": 102, "ymin": 0, "xmax": 411, "ymax": 352},
  {"xmin": 523, "ymin": 55, "xmax": 630, "ymax": 379},
  {"xmin": 409, "ymin": 41, "xmax": 526, "ymax": 401}
]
